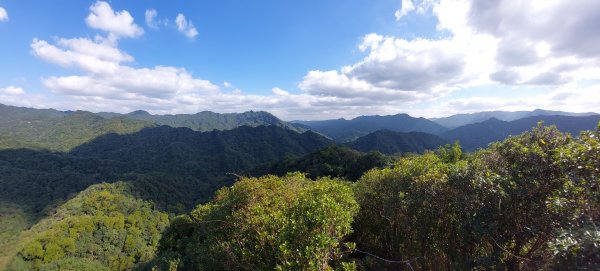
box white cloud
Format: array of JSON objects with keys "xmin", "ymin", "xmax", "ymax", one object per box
[
  {"xmin": 395, "ymin": 0, "xmax": 415, "ymax": 20},
  {"xmin": 31, "ymin": 38, "xmax": 132, "ymax": 74},
  {"xmin": 271, "ymin": 87, "xmax": 290, "ymax": 96},
  {"xmin": 0, "ymin": 7, "xmax": 8, "ymax": 22},
  {"xmin": 85, "ymin": 1, "xmax": 143, "ymax": 39},
  {"xmin": 297, "ymin": 0, "xmax": 600, "ymax": 114},
  {"xmin": 17, "ymin": 0, "xmax": 600, "ymax": 120},
  {"xmin": 145, "ymin": 9, "xmax": 159, "ymax": 29},
  {"xmin": 395, "ymin": 0, "xmax": 436, "ymax": 20},
  {"xmin": 297, "ymin": 31, "xmax": 494, "ymax": 103},
  {"xmin": 439, "ymin": 84, "xmax": 600, "ymax": 115},
  {"xmin": 0, "ymin": 86, "xmax": 24, "ymax": 95},
  {"xmin": 175, "ymin": 14, "xmax": 198, "ymax": 39}
]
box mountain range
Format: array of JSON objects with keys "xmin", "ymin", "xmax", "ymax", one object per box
[
  {"xmin": 441, "ymin": 115, "xmax": 600, "ymax": 151},
  {"xmin": 294, "ymin": 113, "xmax": 448, "ymax": 142},
  {"xmin": 99, "ymin": 109, "xmax": 305, "ymax": 133},
  {"xmin": 431, "ymin": 109, "xmax": 598, "ymax": 129},
  {"xmin": 1, "ymin": 103, "xmax": 599, "ymax": 269}
]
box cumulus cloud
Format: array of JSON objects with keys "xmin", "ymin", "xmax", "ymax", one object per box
[
  {"xmin": 175, "ymin": 14, "xmax": 198, "ymax": 38},
  {"xmin": 297, "ymin": 31, "xmax": 492, "ymax": 103},
  {"xmin": 31, "ymin": 38, "xmax": 133, "ymax": 74},
  {"xmin": 0, "ymin": 7, "xmax": 8, "ymax": 22},
  {"xmin": 31, "ymin": 3, "xmax": 218, "ymax": 108},
  {"xmin": 19, "ymin": 0, "xmax": 600, "ymax": 120},
  {"xmin": 464, "ymin": 0, "xmax": 600, "ymax": 85},
  {"xmin": 145, "ymin": 9, "xmax": 159, "ymax": 29},
  {"xmin": 32, "ymin": 37, "xmax": 219, "ymax": 100},
  {"xmin": 302, "ymin": 0, "xmax": 600, "ymax": 109},
  {"xmin": 395, "ymin": 0, "xmax": 415, "ymax": 20},
  {"xmin": 85, "ymin": 1, "xmax": 143, "ymax": 39}
]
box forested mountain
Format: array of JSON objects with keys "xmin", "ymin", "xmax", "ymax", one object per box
[
  {"xmin": 294, "ymin": 113, "xmax": 448, "ymax": 142},
  {"xmin": 431, "ymin": 109, "xmax": 598, "ymax": 129},
  {"xmin": 248, "ymin": 145, "xmax": 391, "ymax": 181},
  {"xmin": 102, "ymin": 110, "xmax": 305, "ymax": 133},
  {"xmin": 150, "ymin": 124, "xmax": 600, "ymax": 270},
  {"xmin": 0, "ymin": 105, "xmax": 152, "ymax": 151},
  {"xmin": 7, "ymin": 182, "xmax": 170, "ymax": 270},
  {"xmin": 1, "ymin": 104, "xmax": 599, "ymax": 270},
  {"xmin": 345, "ymin": 130, "xmax": 448, "ymax": 154},
  {"xmin": 0, "ymin": 104, "xmax": 307, "ymax": 152},
  {"xmin": 0, "ymin": 125, "xmax": 331, "ymax": 215},
  {"xmin": 441, "ymin": 115, "xmax": 600, "ymax": 151}
]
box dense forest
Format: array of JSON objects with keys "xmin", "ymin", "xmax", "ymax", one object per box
[{"xmin": 0, "ymin": 104, "xmax": 599, "ymax": 270}]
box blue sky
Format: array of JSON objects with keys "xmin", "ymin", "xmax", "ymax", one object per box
[{"xmin": 0, "ymin": 0, "xmax": 599, "ymax": 120}]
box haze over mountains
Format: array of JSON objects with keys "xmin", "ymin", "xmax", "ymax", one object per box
[{"xmin": 431, "ymin": 109, "xmax": 599, "ymax": 129}]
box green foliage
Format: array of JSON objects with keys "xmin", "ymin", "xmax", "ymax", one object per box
[
  {"xmin": 353, "ymin": 123, "xmax": 600, "ymax": 270},
  {"xmin": 153, "ymin": 173, "xmax": 359, "ymax": 270},
  {"xmin": 0, "ymin": 203, "xmax": 32, "ymax": 267},
  {"xmin": 12, "ymin": 182, "xmax": 169, "ymax": 271},
  {"xmin": 547, "ymin": 122, "xmax": 600, "ymax": 269}
]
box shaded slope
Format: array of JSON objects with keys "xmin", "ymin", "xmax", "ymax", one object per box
[
  {"xmin": 345, "ymin": 130, "xmax": 448, "ymax": 155},
  {"xmin": 296, "ymin": 114, "xmax": 448, "ymax": 142},
  {"xmin": 248, "ymin": 145, "xmax": 390, "ymax": 181},
  {"xmin": 0, "ymin": 125, "xmax": 332, "ymax": 217}
]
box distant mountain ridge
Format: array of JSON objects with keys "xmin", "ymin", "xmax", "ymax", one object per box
[
  {"xmin": 0, "ymin": 104, "xmax": 306, "ymax": 151},
  {"xmin": 100, "ymin": 109, "xmax": 306, "ymax": 133},
  {"xmin": 295, "ymin": 113, "xmax": 448, "ymax": 142},
  {"xmin": 345, "ymin": 130, "xmax": 448, "ymax": 155},
  {"xmin": 431, "ymin": 109, "xmax": 598, "ymax": 129},
  {"xmin": 441, "ymin": 115, "xmax": 600, "ymax": 151},
  {"xmin": 0, "ymin": 104, "xmax": 152, "ymax": 151}
]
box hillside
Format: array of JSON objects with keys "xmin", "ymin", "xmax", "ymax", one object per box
[
  {"xmin": 431, "ymin": 109, "xmax": 598, "ymax": 129},
  {"xmin": 0, "ymin": 125, "xmax": 332, "ymax": 216},
  {"xmin": 345, "ymin": 130, "xmax": 448, "ymax": 155},
  {"xmin": 0, "ymin": 104, "xmax": 307, "ymax": 152},
  {"xmin": 5, "ymin": 182, "xmax": 170, "ymax": 270},
  {"xmin": 0, "ymin": 104, "xmax": 153, "ymax": 151},
  {"xmin": 441, "ymin": 115, "xmax": 600, "ymax": 151},
  {"xmin": 0, "ymin": 124, "xmax": 332, "ymax": 269},
  {"xmin": 295, "ymin": 113, "xmax": 448, "ymax": 142},
  {"xmin": 104, "ymin": 110, "xmax": 306, "ymax": 133},
  {"xmin": 248, "ymin": 145, "xmax": 390, "ymax": 181}
]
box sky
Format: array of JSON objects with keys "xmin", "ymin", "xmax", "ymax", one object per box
[{"xmin": 0, "ymin": 0, "xmax": 599, "ymax": 120}]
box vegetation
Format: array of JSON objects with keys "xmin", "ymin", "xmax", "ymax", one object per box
[
  {"xmin": 0, "ymin": 106, "xmax": 152, "ymax": 151},
  {"xmin": 7, "ymin": 182, "xmax": 169, "ymax": 271},
  {"xmin": 151, "ymin": 173, "xmax": 359, "ymax": 271},
  {"xmin": 1, "ymin": 103, "xmax": 599, "ymax": 270},
  {"xmin": 352, "ymin": 124, "xmax": 600, "ymax": 269}
]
